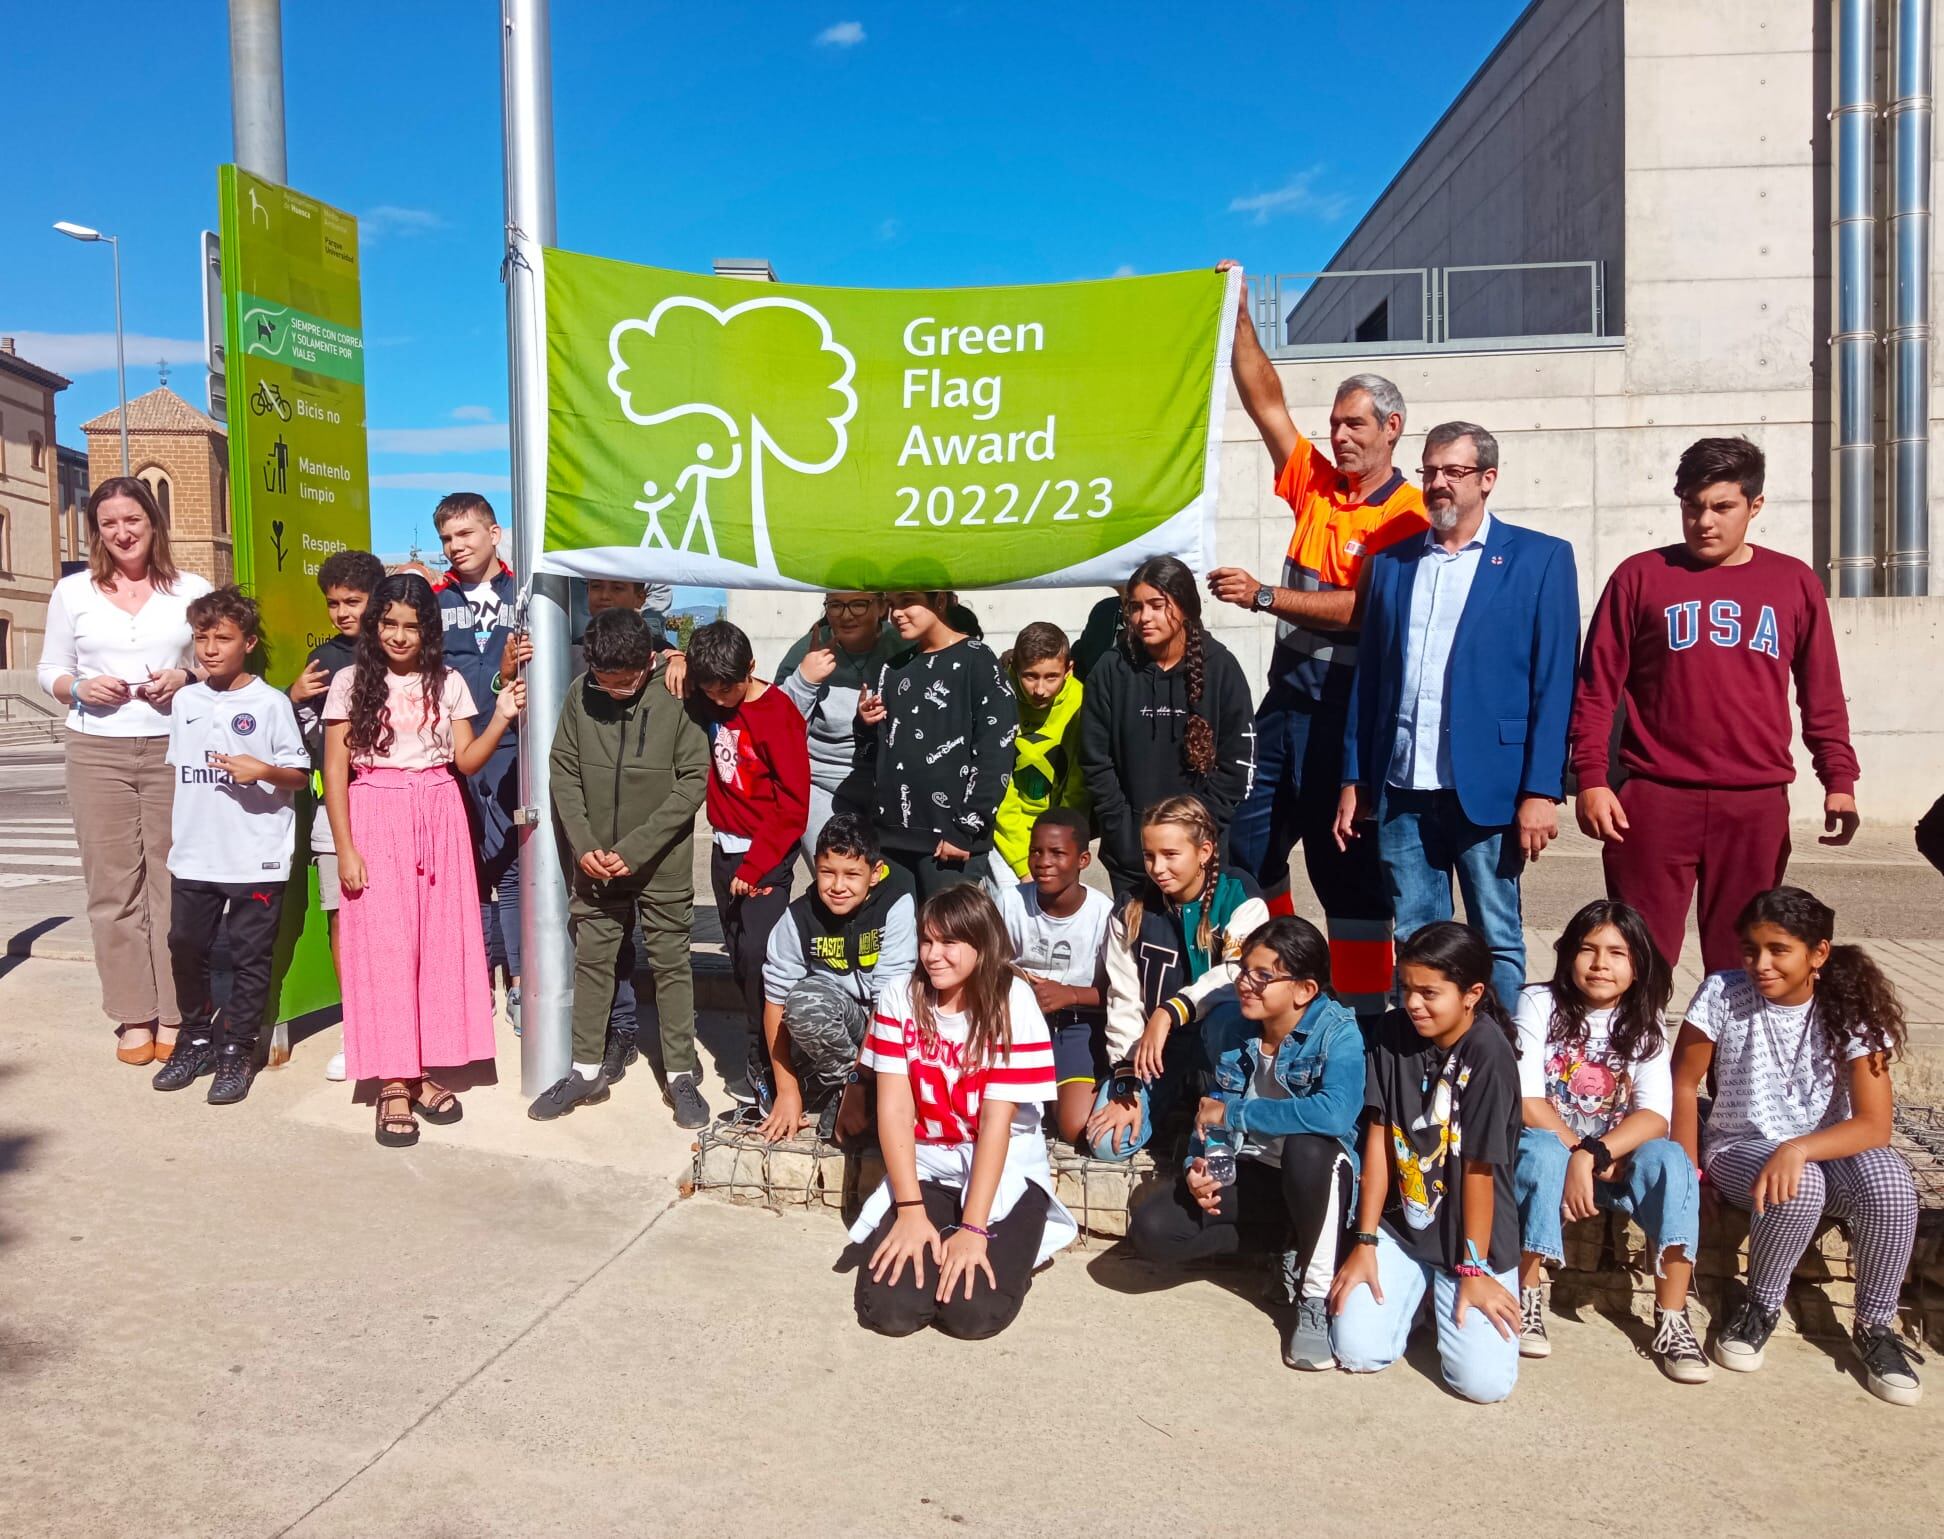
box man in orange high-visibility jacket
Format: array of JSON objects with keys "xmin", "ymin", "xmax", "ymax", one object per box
[{"xmin": 1207, "ymin": 260, "xmax": 1427, "ymax": 1019}]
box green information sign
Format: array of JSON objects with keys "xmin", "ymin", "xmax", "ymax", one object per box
[
  {"xmin": 537, "ymin": 253, "xmax": 1237, "ymax": 588},
  {"xmin": 219, "ymin": 164, "xmax": 372, "ymax": 1029}
]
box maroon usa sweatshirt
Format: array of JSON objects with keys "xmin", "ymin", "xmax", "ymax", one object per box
[{"xmin": 1569, "ymin": 545, "xmax": 1859, "ymax": 796}]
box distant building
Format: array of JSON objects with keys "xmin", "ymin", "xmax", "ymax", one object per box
[
  {"xmin": 56, "ymin": 444, "xmax": 89, "ymax": 573},
  {"xmin": 0, "ymin": 335, "xmax": 70, "ymax": 670},
  {"xmin": 80, "ymin": 386, "xmax": 233, "ymax": 587}
]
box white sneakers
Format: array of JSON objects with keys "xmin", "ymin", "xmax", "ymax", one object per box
[{"xmin": 325, "ymin": 1049, "xmax": 346, "ymax": 1082}]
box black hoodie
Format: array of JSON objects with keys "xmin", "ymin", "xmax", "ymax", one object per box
[
  {"xmin": 293, "ymin": 633, "xmax": 358, "ymax": 764},
  {"xmin": 869, "ymin": 636, "xmax": 1016, "ymax": 855},
  {"xmin": 1078, "ymin": 632, "xmax": 1257, "ymax": 879}
]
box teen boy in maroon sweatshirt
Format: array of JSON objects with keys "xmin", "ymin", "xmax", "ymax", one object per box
[
  {"xmin": 1569, "ymin": 436, "xmax": 1859, "ymax": 970},
  {"xmin": 685, "ymin": 620, "xmax": 812, "ymax": 1099}
]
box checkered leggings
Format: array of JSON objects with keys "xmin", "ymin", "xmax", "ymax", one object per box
[{"xmin": 1705, "ymin": 1140, "xmax": 1918, "ymax": 1328}]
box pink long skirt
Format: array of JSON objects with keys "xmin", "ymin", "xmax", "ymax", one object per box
[{"xmin": 338, "ymin": 765, "xmax": 497, "ymax": 1081}]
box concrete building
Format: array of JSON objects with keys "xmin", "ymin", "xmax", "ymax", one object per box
[
  {"xmin": 81, "ymin": 387, "xmax": 234, "ymax": 587},
  {"xmin": 0, "ymin": 337, "xmax": 70, "ymax": 671},
  {"xmin": 727, "ymin": 0, "xmax": 1944, "ymax": 822},
  {"xmin": 56, "ymin": 444, "xmax": 90, "ymax": 573}
]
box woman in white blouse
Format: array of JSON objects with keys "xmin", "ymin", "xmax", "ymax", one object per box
[{"xmin": 38, "ymin": 478, "xmax": 212, "ymax": 1064}]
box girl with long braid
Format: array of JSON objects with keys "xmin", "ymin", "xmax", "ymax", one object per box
[
  {"xmin": 1078, "ymin": 555, "xmax": 1256, "ymax": 899},
  {"xmin": 1085, "ymin": 795, "xmax": 1269, "ymax": 1160}
]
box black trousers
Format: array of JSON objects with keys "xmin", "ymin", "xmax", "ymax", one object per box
[
  {"xmin": 709, "ymin": 845, "xmax": 793, "ymax": 1042},
  {"xmin": 1129, "ymin": 1133, "xmax": 1351, "ymax": 1296},
  {"xmin": 855, "ymin": 1180, "xmax": 1050, "ymax": 1340},
  {"xmin": 169, "ymin": 879, "xmax": 287, "ymax": 1055},
  {"xmin": 884, "ymin": 845, "xmax": 983, "ymax": 901}
]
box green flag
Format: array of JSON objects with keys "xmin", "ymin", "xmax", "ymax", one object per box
[{"xmin": 539, "ymin": 252, "xmax": 1237, "ymax": 589}]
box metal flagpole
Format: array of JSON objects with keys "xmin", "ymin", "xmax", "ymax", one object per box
[{"xmin": 501, "ymin": 0, "xmax": 574, "ymax": 1095}]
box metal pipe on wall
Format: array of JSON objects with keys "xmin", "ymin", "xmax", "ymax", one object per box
[
  {"xmin": 1834, "ymin": 0, "xmax": 1881, "ymax": 596},
  {"xmin": 500, "ymin": 0, "xmax": 575, "ymax": 1096},
  {"xmin": 1888, "ymin": 0, "xmax": 1934, "ymax": 596}
]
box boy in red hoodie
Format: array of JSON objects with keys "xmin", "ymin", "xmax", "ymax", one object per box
[
  {"xmin": 686, "ymin": 620, "xmax": 812, "ymax": 1101},
  {"xmin": 1569, "ymin": 437, "xmax": 1860, "ymax": 970}
]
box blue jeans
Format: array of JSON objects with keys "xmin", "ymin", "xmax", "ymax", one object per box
[
  {"xmin": 1329, "ymin": 1225, "xmax": 1521, "ymax": 1403},
  {"xmin": 1515, "ymin": 1129, "xmax": 1699, "ymax": 1274},
  {"xmin": 481, "ymin": 844, "xmax": 523, "ymax": 982},
  {"xmin": 1086, "ymin": 1027, "xmax": 1203, "ymax": 1162},
  {"xmin": 1376, "ymin": 787, "xmax": 1525, "ymax": 1008}
]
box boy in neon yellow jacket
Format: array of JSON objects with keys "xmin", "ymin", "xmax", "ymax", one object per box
[{"xmin": 992, "ymin": 622, "xmax": 1091, "ymax": 879}]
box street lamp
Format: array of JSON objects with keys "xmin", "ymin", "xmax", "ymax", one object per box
[{"xmin": 54, "ymin": 221, "xmax": 130, "ymax": 476}]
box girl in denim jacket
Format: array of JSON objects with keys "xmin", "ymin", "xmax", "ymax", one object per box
[{"xmin": 1128, "ymin": 916, "xmax": 1364, "ymax": 1371}]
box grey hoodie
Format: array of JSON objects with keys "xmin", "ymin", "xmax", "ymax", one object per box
[{"xmin": 775, "ymin": 620, "xmax": 903, "ymax": 806}]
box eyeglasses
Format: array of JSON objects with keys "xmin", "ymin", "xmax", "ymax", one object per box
[
  {"xmin": 1418, "ymin": 464, "xmax": 1483, "ymax": 483},
  {"xmin": 590, "ymin": 670, "xmax": 648, "ymax": 698},
  {"xmin": 824, "ymin": 598, "xmax": 877, "ymax": 617},
  {"xmin": 1236, "ymin": 967, "xmax": 1299, "ymax": 993}
]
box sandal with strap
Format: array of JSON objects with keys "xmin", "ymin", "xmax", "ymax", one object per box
[
  {"xmin": 414, "ymin": 1080, "xmax": 463, "ymax": 1126},
  {"xmin": 376, "ymin": 1085, "xmax": 420, "ymax": 1148}
]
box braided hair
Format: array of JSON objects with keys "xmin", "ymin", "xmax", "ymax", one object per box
[
  {"xmin": 1125, "ymin": 555, "xmax": 1215, "ymax": 778},
  {"xmin": 1121, "ymin": 794, "xmax": 1224, "ymax": 961}
]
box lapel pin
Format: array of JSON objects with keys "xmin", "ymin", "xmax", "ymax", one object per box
[{"xmin": 1490, "ymin": 555, "xmax": 1504, "ymax": 565}]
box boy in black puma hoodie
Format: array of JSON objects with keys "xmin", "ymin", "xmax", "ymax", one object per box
[
  {"xmin": 756, "ymin": 813, "xmax": 917, "ymax": 1143},
  {"xmin": 858, "ymin": 588, "xmax": 1015, "ymax": 898}
]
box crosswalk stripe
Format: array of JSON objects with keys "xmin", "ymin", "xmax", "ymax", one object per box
[
  {"xmin": 0, "ymin": 839, "xmax": 79, "ymax": 850},
  {"xmin": 0, "ymin": 817, "xmax": 75, "ymax": 826},
  {"xmin": 0, "ymin": 854, "xmax": 81, "ymax": 866}
]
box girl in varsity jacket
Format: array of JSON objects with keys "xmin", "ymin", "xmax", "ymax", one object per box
[{"xmin": 1086, "ymin": 794, "xmax": 1269, "ymax": 1161}]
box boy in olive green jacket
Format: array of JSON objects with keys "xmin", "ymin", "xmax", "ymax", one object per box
[{"xmin": 536, "ymin": 608, "xmax": 710, "ymax": 1127}]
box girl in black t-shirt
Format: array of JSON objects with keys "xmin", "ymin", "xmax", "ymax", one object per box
[{"xmin": 1327, "ymin": 921, "xmax": 1526, "ymax": 1404}]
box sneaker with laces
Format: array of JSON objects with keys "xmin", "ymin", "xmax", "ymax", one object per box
[
  {"xmin": 664, "ymin": 1071, "xmax": 711, "ymax": 1130},
  {"xmin": 325, "ymin": 1049, "xmax": 347, "ymax": 1083},
  {"xmin": 206, "ymin": 1046, "xmax": 256, "ymax": 1105},
  {"xmin": 1518, "ymin": 1285, "xmax": 1551, "ymax": 1359},
  {"xmin": 1281, "ymin": 1296, "xmax": 1334, "ymax": 1371},
  {"xmin": 1852, "ymin": 1323, "xmax": 1923, "ymax": 1406},
  {"xmin": 507, "ymin": 986, "xmax": 522, "ymax": 1038},
  {"xmin": 601, "ymin": 1028, "xmax": 639, "ymax": 1085},
  {"xmin": 153, "ymin": 1037, "xmax": 216, "ymax": 1092},
  {"xmin": 1712, "ymin": 1298, "xmax": 1781, "ymax": 1372},
  {"xmin": 527, "ymin": 1069, "xmax": 609, "ymax": 1121},
  {"xmin": 1651, "ymin": 1306, "xmax": 1713, "ymax": 1384}
]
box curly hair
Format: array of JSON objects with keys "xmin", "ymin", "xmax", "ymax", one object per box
[
  {"xmin": 316, "ymin": 549, "xmax": 385, "ymax": 597},
  {"xmin": 1545, "ymin": 900, "xmax": 1671, "ymax": 1066},
  {"xmin": 187, "ymin": 585, "xmax": 262, "ymax": 640},
  {"xmin": 1124, "ymin": 555, "xmax": 1214, "ymax": 778},
  {"xmin": 345, "ymin": 574, "xmax": 447, "ymax": 761},
  {"xmin": 910, "ymin": 884, "xmax": 1018, "ymax": 1072},
  {"xmin": 1736, "ymin": 887, "xmax": 1906, "ymax": 1063},
  {"xmin": 1121, "ymin": 794, "xmax": 1223, "ymax": 962}
]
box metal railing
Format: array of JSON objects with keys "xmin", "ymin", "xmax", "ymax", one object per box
[{"xmin": 1252, "ymin": 259, "xmax": 1613, "ymax": 359}]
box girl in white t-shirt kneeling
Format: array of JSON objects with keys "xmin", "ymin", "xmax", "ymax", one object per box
[
  {"xmin": 1512, "ymin": 900, "xmax": 1707, "ymax": 1383},
  {"xmin": 850, "ymin": 885, "xmax": 1078, "ymax": 1339},
  {"xmin": 1671, "ymin": 886, "xmax": 1921, "ymax": 1406}
]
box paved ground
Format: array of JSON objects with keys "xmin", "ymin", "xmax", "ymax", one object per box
[{"xmin": 4, "ymin": 958, "xmax": 1942, "ymax": 1537}]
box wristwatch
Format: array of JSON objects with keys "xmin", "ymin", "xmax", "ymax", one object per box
[{"xmin": 1251, "ymin": 584, "xmax": 1276, "ymax": 612}]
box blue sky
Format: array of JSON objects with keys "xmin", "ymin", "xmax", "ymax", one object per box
[{"xmin": 2, "ymin": 0, "xmax": 1527, "ymax": 560}]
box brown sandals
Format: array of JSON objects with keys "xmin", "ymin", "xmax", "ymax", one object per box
[{"xmin": 376, "ymin": 1084, "xmax": 419, "ymax": 1148}]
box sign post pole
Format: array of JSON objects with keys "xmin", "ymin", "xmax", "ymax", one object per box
[{"xmin": 501, "ymin": 0, "xmax": 574, "ymax": 1096}]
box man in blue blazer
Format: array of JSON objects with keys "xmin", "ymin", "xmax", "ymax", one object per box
[{"xmin": 1332, "ymin": 422, "xmax": 1579, "ymax": 1008}]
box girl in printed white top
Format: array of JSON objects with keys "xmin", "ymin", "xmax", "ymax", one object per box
[
  {"xmin": 1671, "ymin": 886, "xmax": 1921, "ymax": 1406},
  {"xmin": 1512, "ymin": 901, "xmax": 1709, "ymax": 1383},
  {"xmin": 850, "ymin": 884, "xmax": 1077, "ymax": 1340}
]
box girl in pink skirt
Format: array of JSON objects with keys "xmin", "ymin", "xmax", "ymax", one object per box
[{"xmin": 322, "ymin": 573, "xmax": 523, "ymax": 1147}]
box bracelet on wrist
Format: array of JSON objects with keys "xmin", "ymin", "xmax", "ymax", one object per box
[
  {"xmin": 1452, "ymin": 1263, "xmax": 1489, "ymax": 1279},
  {"xmin": 954, "ymin": 1221, "xmax": 992, "ymax": 1240},
  {"xmin": 892, "ymin": 1198, "xmax": 926, "ymax": 1209},
  {"xmin": 1575, "ymin": 1134, "xmax": 1613, "ymax": 1170},
  {"xmin": 1350, "ymin": 1230, "xmax": 1381, "ymax": 1248}
]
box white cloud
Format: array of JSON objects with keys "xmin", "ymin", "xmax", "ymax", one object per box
[
  {"xmin": 368, "ymin": 423, "xmax": 509, "ymax": 454},
  {"xmin": 817, "ymin": 20, "xmax": 866, "ymax": 46},
  {"xmin": 1110, "ymin": 263, "xmax": 1136, "ymax": 278},
  {"xmin": 449, "ymin": 404, "xmax": 496, "ymax": 422},
  {"xmin": 361, "ymin": 205, "xmax": 443, "ymax": 241},
  {"xmin": 2, "ymin": 331, "xmax": 205, "ymax": 376},
  {"xmin": 370, "ymin": 471, "xmax": 511, "ymax": 491},
  {"xmin": 1226, "ymin": 168, "xmax": 1353, "ymax": 225}
]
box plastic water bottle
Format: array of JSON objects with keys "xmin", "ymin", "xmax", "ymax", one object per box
[{"xmin": 1202, "ymin": 1124, "xmax": 1240, "ymax": 1186}]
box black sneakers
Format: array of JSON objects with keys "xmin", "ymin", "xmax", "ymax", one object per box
[
  {"xmin": 527, "ymin": 1070, "xmax": 610, "ymax": 1121},
  {"xmin": 1518, "ymin": 1286, "xmax": 1551, "ymax": 1359},
  {"xmin": 152, "ymin": 1037, "xmax": 216, "ymax": 1092},
  {"xmin": 664, "ymin": 1072, "xmax": 710, "ymax": 1130},
  {"xmin": 206, "ymin": 1046, "xmax": 256, "ymax": 1105},
  {"xmin": 1712, "ymin": 1298, "xmax": 1782, "ymax": 1372},
  {"xmin": 1651, "ymin": 1306, "xmax": 1714, "ymax": 1384},
  {"xmin": 601, "ymin": 1027, "xmax": 639, "ymax": 1085},
  {"xmin": 1853, "ymin": 1323, "xmax": 1923, "ymax": 1406}
]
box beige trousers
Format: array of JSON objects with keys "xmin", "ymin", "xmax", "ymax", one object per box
[{"xmin": 64, "ymin": 731, "xmax": 179, "ymax": 1027}]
